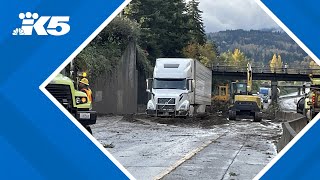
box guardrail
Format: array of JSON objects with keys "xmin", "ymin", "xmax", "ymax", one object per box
[
  {"xmin": 212, "ymin": 65, "xmax": 320, "ymax": 75},
  {"xmin": 276, "ymin": 112, "xmax": 308, "ymax": 152}
]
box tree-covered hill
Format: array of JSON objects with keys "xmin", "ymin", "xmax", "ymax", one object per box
[{"xmin": 207, "ymin": 29, "xmax": 308, "ymax": 67}]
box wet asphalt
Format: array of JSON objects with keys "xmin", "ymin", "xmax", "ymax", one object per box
[{"xmin": 92, "ymin": 114, "xmax": 282, "ymax": 180}]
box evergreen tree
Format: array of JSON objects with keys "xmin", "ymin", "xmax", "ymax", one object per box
[
  {"xmin": 125, "ymin": 0, "xmax": 163, "ymax": 64},
  {"xmin": 159, "ymin": 0, "xmax": 190, "ymax": 57},
  {"xmin": 211, "ymin": 41, "xmax": 220, "ymax": 57},
  {"xmin": 186, "ymin": 0, "xmax": 206, "ymax": 45},
  {"xmin": 125, "ymin": 0, "xmax": 190, "ymax": 64}
]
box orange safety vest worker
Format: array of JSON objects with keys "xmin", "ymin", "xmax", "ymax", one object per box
[
  {"xmin": 81, "ymin": 88, "xmax": 93, "ymax": 102},
  {"xmin": 79, "ymin": 77, "xmax": 93, "ymax": 102}
]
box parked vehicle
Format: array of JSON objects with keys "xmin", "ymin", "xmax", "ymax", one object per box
[
  {"xmin": 212, "ymin": 84, "xmax": 230, "ymax": 102},
  {"xmin": 259, "ymin": 93, "xmax": 269, "ymax": 103},
  {"xmin": 296, "ymin": 75, "xmax": 320, "ymax": 120},
  {"xmin": 259, "ymin": 87, "xmax": 271, "ymax": 100},
  {"xmin": 46, "ymin": 71, "xmax": 96, "ymax": 134},
  {"xmin": 146, "ymin": 58, "xmax": 212, "ymax": 117},
  {"xmin": 228, "ymin": 63, "xmax": 262, "ymax": 122},
  {"xmin": 305, "ymin": 76, "xmax": 320, "ymax": 119}
]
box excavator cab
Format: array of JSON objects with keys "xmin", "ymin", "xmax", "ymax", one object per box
[{"xmin": 232, "ymin": 82, "xmax": 247, "ymax": 94}]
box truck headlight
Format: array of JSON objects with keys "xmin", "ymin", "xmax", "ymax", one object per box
[
  {"xmin": 147, "ymin": 100, "xmax": 155, "ymax": 110},
  {"xmin": 179, "ymin": 101, "xmax": 189, "ymax": 110},
  {"xmin": 76, "ymin": 96, "xmax": 87, "ymax": 105}
]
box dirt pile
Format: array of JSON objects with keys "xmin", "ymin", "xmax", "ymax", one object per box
[
  {"xmin": 130, "ymin": 113, "xmax": 229, "ymax": 129},
  {"xmin": 262, "ymin": 102, "xmax": 281, "ymax": 121}
]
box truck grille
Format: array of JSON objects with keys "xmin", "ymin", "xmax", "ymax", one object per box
[
  {"xmin": 157, "ymin": 105, "xmax": 175, "ymax": 111},
  {"xmin": 158, "ymin": 98, "xmax": 175, "ymax": 104},
  {"xmin": 46, "ymin": 84, "xmax": 73, "ymax": 109}
]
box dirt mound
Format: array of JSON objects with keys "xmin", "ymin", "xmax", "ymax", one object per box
[
  {"xmin": 122, "ymin": 114, "xmax": 151, "ymax": 125},
  {"xmin": 131, "ymin": 113, "xmax": 229, "ymax": 128}
]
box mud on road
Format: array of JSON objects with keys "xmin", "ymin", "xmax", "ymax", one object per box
[
  {"xmin": 123, "ymin": 113, "xmax": 229, "ymax": 129},
  {"xmin": 92, "ymin": 114, "xmax": 282, "ymax": 180}
]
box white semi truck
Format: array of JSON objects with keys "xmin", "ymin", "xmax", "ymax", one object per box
[{"xmin": 146, "ymin": 58, "xmax": 212, "ymax": 117}]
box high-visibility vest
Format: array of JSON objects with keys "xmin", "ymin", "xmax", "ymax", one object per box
[{"xmin": 81, "ymin": 88, "xmax": 93, "ymax": 102}]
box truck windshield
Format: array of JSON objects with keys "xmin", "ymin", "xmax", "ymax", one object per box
[{"xmin": 153, "ymin": 78, "xmax": 187, "ymax": 90}]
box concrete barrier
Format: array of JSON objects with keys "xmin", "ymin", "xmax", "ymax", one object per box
[
  {"xmin": 275, "ymin": 111, "xmax": 305, "ymax": 121},
  {"xmin": 276, "ymin": 112, "xmax": 308, "ymax": 152}
]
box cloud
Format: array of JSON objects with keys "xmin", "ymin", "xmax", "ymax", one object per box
[{"xmin": 197, "ymin": 0, "xmax": 279, "ymax": 32}]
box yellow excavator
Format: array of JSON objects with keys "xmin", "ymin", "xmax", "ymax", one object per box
[{"xmin": 228, "ymin": 63, "xmax": 263, "ymax": 122}]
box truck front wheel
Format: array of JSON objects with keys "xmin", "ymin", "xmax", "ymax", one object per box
[
  {"xmin": 85, "ymin": 125, "xmax": 92, "ymax": 134},
  {"xmin": 303, "ymin": 108, "xmax": 307, "ymax": 116},
  {"xmin": 311, "ymin": 109, "xmax": 317, "ymax": 119}
]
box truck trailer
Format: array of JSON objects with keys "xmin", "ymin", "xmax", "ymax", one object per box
[{"xmin": 146, "ymin": 58, "xmax": 212, "ymax": 117}]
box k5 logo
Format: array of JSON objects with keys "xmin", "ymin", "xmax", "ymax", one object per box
[{"xmin": 12, "ymin": 12, "xmax": 70, "ymax": 36}]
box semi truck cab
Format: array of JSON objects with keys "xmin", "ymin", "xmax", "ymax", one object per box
[
  {"xmin": 146, "ymin": 78, "xmax": 194, "ymax": 117},
  {"xmin": 146, "ymin": 58, "xmax": 212, "ymax": 117}
]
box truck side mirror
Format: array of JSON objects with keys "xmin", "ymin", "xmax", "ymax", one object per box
[
  {"xmin": 192, "ymin": 80, "xmax": 195, "ymax": 92},
  {"xmin": 187, "ymin": 79, "xmax": 194, "ymax": 92},
  {"xmin": 146, "ymin": 78, "xmax": 153, "ymax": 93}
]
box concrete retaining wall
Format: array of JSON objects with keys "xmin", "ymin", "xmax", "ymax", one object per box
[
  {"xmin": 92, "ymin": 42, "xmax": 138, "ymax": 114},
  {"xmin": 276, "ymin": 112, "xmax": 308, "ymax": 152}
]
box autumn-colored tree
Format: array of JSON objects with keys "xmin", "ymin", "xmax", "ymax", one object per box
[
  {"xmin": 269, "ymin": 54, "xmax": 277, "ymax": 72},
  {"xmin": 231, "ymin": 49, "xmax": 247, "ymax": 67},
  {"xmin": 309, "ymin": 60, "xmax": 320, "ymax": 74},
  {"xmin": 182, "ymin": 42, "xmax": 218, "ymax": 67},
  {"xmin": 219, "ymin": 51, "xmax": 233, "ymax": 65},
  {"xmin": 269, "ymin": 54, "xmax": 283, "ymax": 72},
  {"xmin": 278, "ymin": 54, "xmax": 282, "ymax": 66},
  {"xmin": 198, "ymin": 43, "xmax": 217, "ymax": 67},
  {"xmin": 232, "ymin": 49, "xmax": 242, "ymax": 61},
  {"xmin": 310, "ymin": 61, "xmax": 319, "ymax": 69},
  {"xmin": 182, "ymin": 43, "xmax": 200, "ymax": 59},
  {"xmin": 218, "ymin": 48, "xmax": 249, "ymax": 70}
]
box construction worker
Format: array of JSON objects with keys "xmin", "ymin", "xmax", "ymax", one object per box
[
  {"xmin": 79, "ymin": 78, "xmax": 93, "ymax": 102},
  {"xmin": 283, "ymin": 63, "xmax": 288, "ymax": 73}
]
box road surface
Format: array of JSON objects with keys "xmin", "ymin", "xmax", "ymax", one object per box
[
  {"xmin": 279, "ymin": 92, "xmax": 303, "ymax": 112},
  {"xmin": 92, "ymin": 115, "xmax": 282, "ymax": 180}
]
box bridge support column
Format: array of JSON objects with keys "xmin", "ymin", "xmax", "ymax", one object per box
[{"xmin": 271, "ymin": 81, "xmax": 278, "ymax": 103}]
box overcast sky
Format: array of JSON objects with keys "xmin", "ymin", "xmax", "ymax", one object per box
[{"xmin": 195, "ymin": 0, "xmax": 279, "ymax": 32}]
